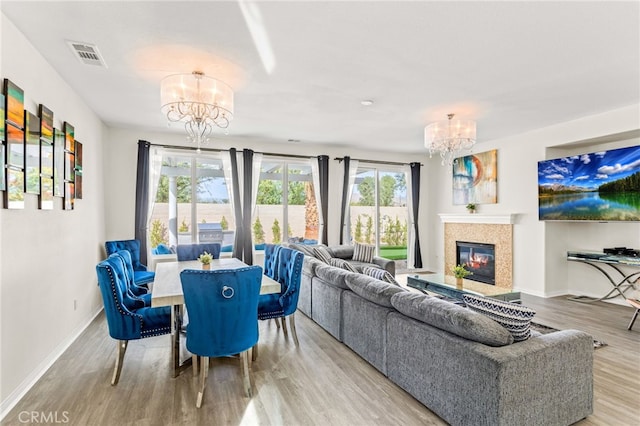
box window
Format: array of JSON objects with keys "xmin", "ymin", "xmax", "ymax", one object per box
[
  {"xmin": 149, "ymin": 151, "xmax": 234, "ymax": 251},
  {"xmin": 350, "ymin": 166, "xmax": 408, "ymax": 263},
  {"xmin": 254, "ymin": 159, "xmax": 318, "ymax": 246}
]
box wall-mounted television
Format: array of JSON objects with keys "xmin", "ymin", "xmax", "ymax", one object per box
[{"xmin": 538, "ymin": 144, "xmax": 640, "ymax": 221}]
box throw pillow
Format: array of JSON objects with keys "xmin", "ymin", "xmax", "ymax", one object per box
[
  {"xmin": 329, "ymin": 257, "xmax": 359, "ymax": 273},
  {"xmin": 362, "ymin": 266, "xmax": 400, "ymax": 286},
  {"xmin": 353, "ymin": 242, "xmax": 375, "ymax": 263},
  {"xmin": 462, "ymin": 294, "xmax": 536, "ymax": 342},
  {"xmin": 313, "ymin": 246, "xmax": 333, "ymax": 264},
  {"xmin": 154, "ymin": 243, "xmax": 173, "ymax": 254}
]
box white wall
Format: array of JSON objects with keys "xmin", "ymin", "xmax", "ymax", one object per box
[
  {"xmin": 0, "ymin": 14, "xmax": 106, "ymax": 416},
  {"xmin": 427, "ymin": 104, "xmax": 640, "ymax": 302}
]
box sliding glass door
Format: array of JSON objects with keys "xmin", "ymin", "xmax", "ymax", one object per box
[
  {"xmin": 349, "ymin": 165, "xmax": 409, "ymax": 265},
  {"xmin": 149, "ymin": 150, "xmax": 234, "ymax": 251},
  {"xmin": 254, "ymin": 159, "xmax": 318, "ymax": 246}
]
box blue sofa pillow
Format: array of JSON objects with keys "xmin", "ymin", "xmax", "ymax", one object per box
[{"xmin": 154, "ymin": 244, "xmax": 173, "ymax": 255}]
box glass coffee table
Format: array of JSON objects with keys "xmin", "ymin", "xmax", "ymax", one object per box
[{"xmin": 407, "ymin": 273, "xmax": 521, "ymax": 303}]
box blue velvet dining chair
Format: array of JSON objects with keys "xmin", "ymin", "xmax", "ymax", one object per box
[
  {"xmin": 176, "ymin": 243, "xmax": 222, "ymax": 261},
  {"xmin": 263, "ymin": 244, "xmax": 282, "ymax": 281},
  {"xmin": 105, "ymin": 239, "xmax": 155, "ymax": 286},
  {"xmin": 180, "ymin": 266, "xmax": 262, "ymax": 407},
  {"xmin": 257, "ymin": 247, "xmax": 304, "ymax": 346},
  {"xmin": 111, "ymin": 250, "xmax": 151, "ymax": 307},
  {"xmin": 95, "ymin": 255, "xmax": 171, "ymax": 385}
]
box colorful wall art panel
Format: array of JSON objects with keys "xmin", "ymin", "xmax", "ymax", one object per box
[
  {"xmin": 4, "ymin": 79, "xmax": 24, "ymax": 129},
  {"xmin": 0, "ymin": 93, "xmax": 5, "ymax": 142},
  {"xmin": 64, "ymin": 122, "xmax": 74, "ymax": 153},
  {"xmin": 25, "ymin": 111, "xmax": 41, "ymax": 194},
  {"xmin": 74, "ymin": 141, "xmax": 82, "ymax": 199},
  {"xmin": 53, "ymin": 128, "xmax": 64, "ymax": 197},
  {"xmin": 452, "ymin": 149, "xmax": 498, "ymax": 205},
  {"xmin": 39, "ymin": 104, "xmax": 53, "ymax": 142}
]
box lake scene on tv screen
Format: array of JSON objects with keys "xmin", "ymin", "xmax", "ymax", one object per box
[{"xmin": 538, "ymin": 144, "xmax": 640, "ymax": 221}]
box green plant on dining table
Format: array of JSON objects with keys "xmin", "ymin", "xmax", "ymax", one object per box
[
  {"xmin": 452, "ymin": 264, "xmax": 473, "ymax": 279},
  {"xmin": 198, "ymin": 252, "xmax": 213, "ymax": 265}
]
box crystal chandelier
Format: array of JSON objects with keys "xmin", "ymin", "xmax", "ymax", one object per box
[
  {"xmin": 424, "ymin": 113, "xmax": 477, "ymax": 166},
  {"xmin": 160, "ymin": 71, "xmax": 234, "ymax": 144}
]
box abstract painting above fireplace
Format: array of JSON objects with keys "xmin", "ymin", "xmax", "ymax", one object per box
[{"xmin": 456, "ymin": 241, "xmax": 496, "ymax": 285}]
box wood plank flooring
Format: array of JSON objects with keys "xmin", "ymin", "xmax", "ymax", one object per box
[{"xmin": 2, "ymin": 290, "xmax": 639, "ymax": 425}]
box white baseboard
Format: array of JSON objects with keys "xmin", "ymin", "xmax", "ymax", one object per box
[
  {"xmin": 522, "ymin": 289, "xmax": 630, "ymax": 306},
  {"xmin": 0, "ymin": 307, "xmax": 103, "ymax": 421}
]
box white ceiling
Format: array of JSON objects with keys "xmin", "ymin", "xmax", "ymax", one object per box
[{"xmin": 2, "ymin": 1, "xmax": 639, "ymax": 154}]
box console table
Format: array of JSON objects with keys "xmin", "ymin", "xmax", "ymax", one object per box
[
  {"xmin": 407, "ymin": 274, "xmax": 521, "ymax": 303},
  {"xmin": 566, "ymin": 251, "xmax": 640, "ymax": 303}
]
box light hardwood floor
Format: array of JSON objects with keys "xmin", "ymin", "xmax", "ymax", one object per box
[{"xmin": 2, "ymin": 291, "xmax": 639, "ymax": 425}]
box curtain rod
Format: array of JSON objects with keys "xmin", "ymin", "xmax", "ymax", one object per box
[
  {"xmin": 148, "ymin": 142, "xmax": 225, "ymax": 153},
  {"xmin": 334, "ymin": 157, "xmax": 422, "ymax": 167},
  {"xmin": 147, "ymin": 143, "xmax": 317, "ymax": 160}
]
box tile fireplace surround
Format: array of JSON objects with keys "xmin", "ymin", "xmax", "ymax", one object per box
[{"xmin": 439, "ymin": 214, "xmax": 515, "ymax": 289}]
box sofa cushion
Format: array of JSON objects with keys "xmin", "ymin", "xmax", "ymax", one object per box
[
  {"xmin": 345, "ymin": 273, "xmax": 406, "ymax": 308},
  {"xmin": 462, "ymin": 294, "xmax": 536, "ymax": 342},
  {"xmin": 302, "ymin": 256, "xmax": 324, "ymax": 277},
  {"xmin": 313, "ymin": 246, "xmax": 333, "ymax": 264},
  {"xmin": 362, "ymin": 266, "xmax": 400, "ymax": 286},
  {"xmin": 329, "ymin": 257, "xmax": 359, "ymax": 273},
  {"xmin": 330, "ymin": 245, "xmax": 354, "ymax": 260},
  {"xmin": 353, "ymin": 242, "xmax": 375, "ymax": 263},
  {"xmin": 391, "ymin": 292, "xmax": 514, "ymax": 346},
  {"xmin": 315, "ymin": 264, "xmax": 352, "ymax": 289}
]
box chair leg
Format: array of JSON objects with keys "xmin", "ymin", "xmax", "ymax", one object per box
[
  {"xmin": 628, "ymin": 309, "xmax": 639, "ymax": 330},
  {"xmin": 274, "ymin": 318, "xmax": 280, "ymax": 329},
  {"xmin": 289, "ymin": 313, "xmax": 299, "ymax": 346},
  {"xmin": 192, "ymin": 355, "xmax": 199, "ymax": 377},
  {"xmin": 281, "ymin": 316, "xmax": 288, "ymax": 337},
  {"xmin": 240, "ymin": 350, "xmax": 252, "ymax": 397},
  {"xmin": 196, "ymin": 356, "xmax": 208, "ymax": 408},
  {"xmin": 251, "ymin": 343, "xmax": 258, "ymax": 361},
  {"xmin": 111, "ymin": 340, "xmax": 128, "ymax": 386}
]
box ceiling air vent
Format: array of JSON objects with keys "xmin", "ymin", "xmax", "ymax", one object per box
[{"xmin": 66, "ymin": 40, "xmax": 107, "ymax": 67}]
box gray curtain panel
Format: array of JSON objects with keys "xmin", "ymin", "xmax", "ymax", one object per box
[
  {"xmin": 134, "ymin": 140, "xmax": 150, "ymax": 265},
  {"xmin": 339, "ymin": 156, "xmax": 351, "ymax": 245},
  {"xmin": 318, "ymin": 155, "xmax": 329, "ymax": 245},
  {"xmin": 410, "ymin": 162, "xmax": 422, "ymax": 268},
  {"xmin": 229, "ymin": 148, "xmax": 244, "ymax": 261},
  {"xmin": 242, "ymin": 149, "xmax": 254, "ymax": 264}
]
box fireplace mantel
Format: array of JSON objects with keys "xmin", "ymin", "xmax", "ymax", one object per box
[{"xmin": 438, "ymin": 213, "xmax": 517, "ymax": 225}]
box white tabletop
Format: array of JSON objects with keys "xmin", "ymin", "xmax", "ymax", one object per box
[{"xmin": 151, "ymin": 258, "xmax": 281, "ymax": 308}]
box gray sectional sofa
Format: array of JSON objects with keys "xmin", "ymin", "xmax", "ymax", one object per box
[
  {"xmin": 289, "ymin": 243, "xmax": 396, "ymax": 276},
  {"xmin": 295, "ymin": 254, "xmax": 594, "ymax": 426}
]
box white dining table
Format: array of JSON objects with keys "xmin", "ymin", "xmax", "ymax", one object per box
[{"xmin": 151, "ymin": 258, "xmax": 281, "ymax": 377}]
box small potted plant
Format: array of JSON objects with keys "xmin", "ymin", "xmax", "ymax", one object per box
[
  {"xmin": 466, "ymin": 203, "xmax": 477, "ymax": 214},
  {"xmin": 197, "ymin": 251, "xmax": 213, "ymax": 270},
  {"xmin": 452, "ymin": 264, "xmax": 473, "ymax": 287}
]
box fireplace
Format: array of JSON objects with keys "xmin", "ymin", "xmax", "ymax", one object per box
[{"xmin": 456, "ymin": 241, "xmax": 496, "ymax": 285}]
